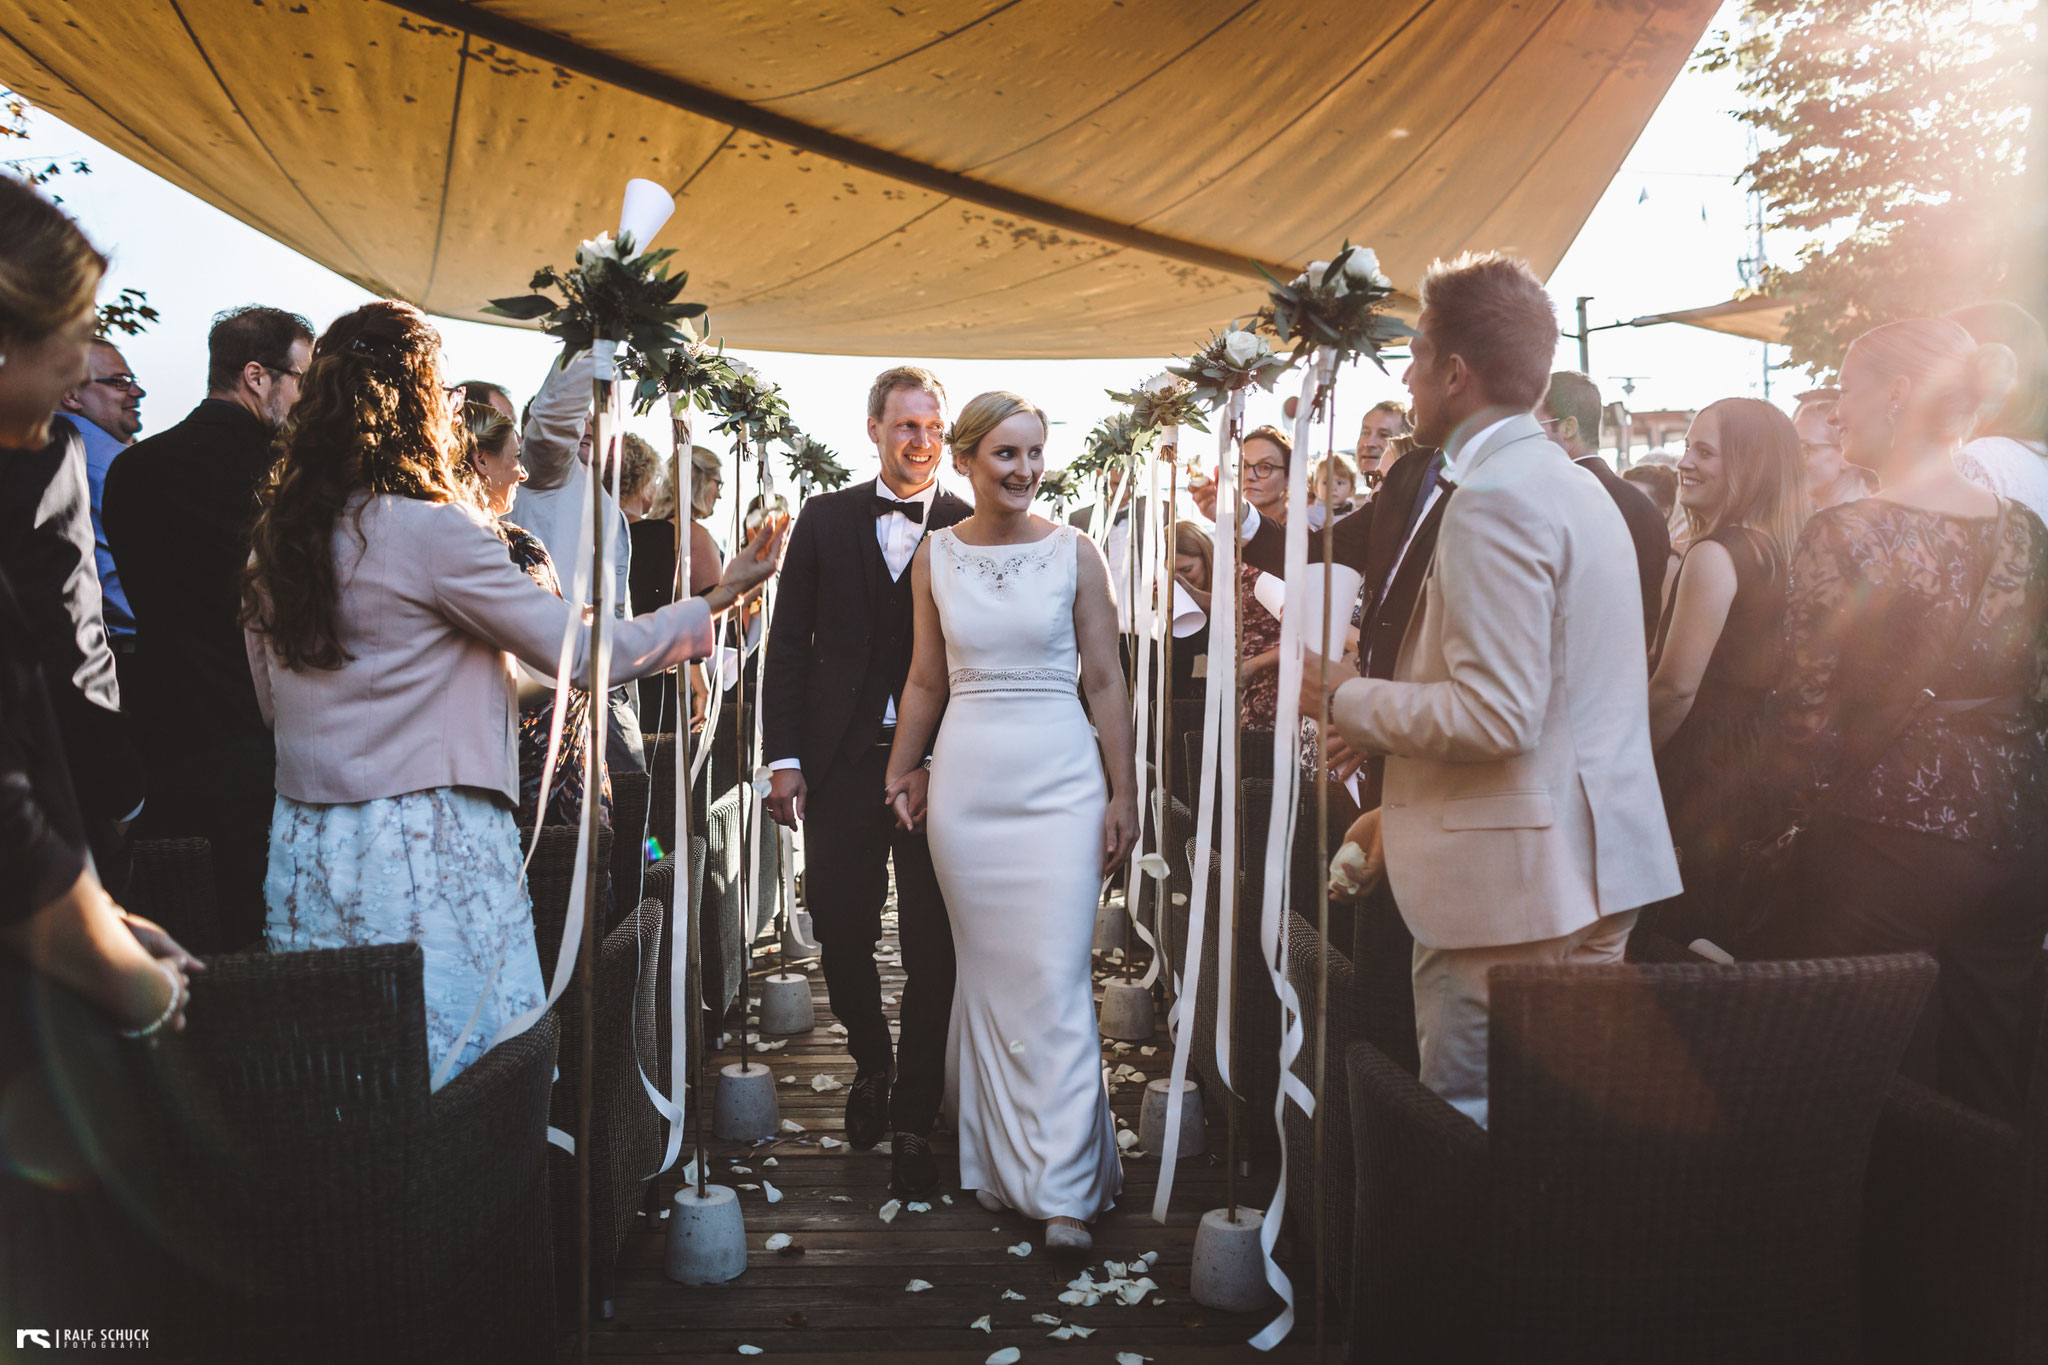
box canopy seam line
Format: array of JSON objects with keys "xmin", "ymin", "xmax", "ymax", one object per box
[
  {"xmin": 670, "ymin": 126, "xmax": 738, "ymax": 199},
  {"xmin": 753, "ymin": 0, "xmax": 1030, "ymax": 104},
  {"xmin": 376, "ymin": 0, "xmax": 1288, "ymax": 281},
  {"xmin": 1276, "ymin": 0, "xmax": 1577, "ymax": 262},
  {"xmin": 163, "ymin": 0, "xmax": 379, "ymax": 280},
  {"xmin": 957, "ymin": 0, "xmax": 1267, "ymax": 176},
  {"xmin": 1129, "ymin": 0, "xmax": 1441, "ymax": 229},
  {"xmin": 422, "ymin": 30, "xmax": 471, "ymax": 302}
]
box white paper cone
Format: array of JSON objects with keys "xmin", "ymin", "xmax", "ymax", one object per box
[
  {"xmin": 1252, "ymin": 571, "xmax": 1285, "ymax": 622},
  {"xmin": 716, "ymin": 644, "xmax": 740, "ymax": 692},
  {"xmin": 618, "ymin": 177, "xmax": 677, "ymax": 251},
  {"xmin": 1171, "ymin": 580, "xmax": 1207, "ymax": 639},
  {"xmin": 1290, "ymin": 564, "xmax": 1363, "ymax": 654}
]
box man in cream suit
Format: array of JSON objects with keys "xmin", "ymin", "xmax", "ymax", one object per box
[{"xmin": 1306, "ymin": 252, "xmax": 1679, "ymax": 1125}]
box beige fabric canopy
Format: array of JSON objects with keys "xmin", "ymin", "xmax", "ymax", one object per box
[
  {"xmin": 1631, "ymin": 293, "xmax": 1798, "ymax": 345},
  {"xmin": 0, "ymin": 0, "xmax": 1715, "ymax": 357}
]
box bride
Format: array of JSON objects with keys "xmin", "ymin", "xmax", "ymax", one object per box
[{"xmin": 883, "ymin": 391, "xmax": 1139, "ymax": 1252}]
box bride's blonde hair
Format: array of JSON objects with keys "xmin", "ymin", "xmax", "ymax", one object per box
[{"xmin": 947, "ymin": 390, "xmax": 1048, "ymax": 470}]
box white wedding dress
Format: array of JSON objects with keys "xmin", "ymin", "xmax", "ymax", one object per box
[{"xmin": 925, "ymin": 523, "xmax": 1122, "ymax": 1222}]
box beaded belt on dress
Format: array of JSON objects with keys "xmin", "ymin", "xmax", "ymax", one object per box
[{"xmin": 949, "ymin": 667, "xmax": 1078, "ymax": 697}]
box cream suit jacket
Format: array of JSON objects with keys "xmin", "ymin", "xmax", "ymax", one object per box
[{"xmin": 1331, "ymin": 415, "xmax": 1680, "ymax": 950}]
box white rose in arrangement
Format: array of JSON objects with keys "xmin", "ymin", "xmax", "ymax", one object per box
[
  {"xmin": 729, "ymin": 358, "xmax": 758, "ymax": 383},
  {"xmin": 1143, "ymin": 371, "xmax": 1177, "ymax": 395},
  {"xmin": 1302, "ymin": 260, "xmax": 1332, "ymax": 290},
  {"xmin": 1221, "ymin": 330, "xmax": 1262, "ymax": 366},
  {"xmin": 1342, "ymin": 246, "xmax": 1391, "ymax": 290},
  {"xmin": 578, "ymin": 231, "xmax": 624, "ymax": 265}
]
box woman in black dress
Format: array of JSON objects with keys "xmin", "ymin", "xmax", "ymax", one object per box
[
  {"xmin": 1759, "ymin": 317, "xmax": 2048, "ymax": 1120},
  {"xmin": 1642, "ymin": 398, "xmax": 1808, "ymax": 949}
]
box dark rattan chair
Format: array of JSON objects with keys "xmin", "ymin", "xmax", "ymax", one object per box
[
  {"xmin": 126, "ymin": 836, "xmax": 224, "ymax": 954},
  {"xmin": 1862, "ymin": 949, "xmax": 2048, "ymax": 1364},
  {"xmin": 608, "ymin": 770, "xmax": 653, "ymax": 928},
  {"xmin": 531, "ymin": 893, "xmax": 665, "ymax": 1318},
  {"xmin": 56, "ymin": 944, "xmax": 558, "ymax": 1362},
  {"xmin": 702, "ymin": 785, "xmax": 747, "ymax": 1018},
  {"xmin": 1348, "ymin": 953, "xmax": 1936, "ymax": 1363}
]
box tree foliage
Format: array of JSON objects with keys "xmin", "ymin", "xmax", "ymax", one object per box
[
  {"xmin": 2, "ymin": 88, "xmax": 89, "ymax": 189},
  {"xmin": 1701, "ymin": 1, "xmax": 2035, "ymax": 373}
]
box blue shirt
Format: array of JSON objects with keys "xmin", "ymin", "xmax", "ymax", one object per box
[{"xmin": 59, "ymin": 415, "xmax": 134, "ymax": 638}]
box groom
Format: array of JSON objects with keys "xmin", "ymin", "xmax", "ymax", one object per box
[{"xmin": 762, "ymin": 366, "xmax": 970, "ymax": 1199}]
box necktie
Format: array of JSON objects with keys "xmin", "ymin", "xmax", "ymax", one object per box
[{"xmin": 874, "ymin": 494, "xmax": 924, "ymax": 524}]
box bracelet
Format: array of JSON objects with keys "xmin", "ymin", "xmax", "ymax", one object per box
[
  {"xmin": 921, "ymin": 755, "xmax": 933, "ymax": 771},
  {"xmin": 119, "ymin": 959, "xmax": 184, "ymax": 1040}
]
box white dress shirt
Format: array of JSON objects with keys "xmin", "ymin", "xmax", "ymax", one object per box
[{"xmin": 766, "ymin": 478, "xmax": 940, "ymax": 774}]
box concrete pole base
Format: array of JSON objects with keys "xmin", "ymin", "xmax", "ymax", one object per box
[
  {"xmin": 757, "ymin": 971, "xmax": 816, "ymax": 1036},
  {"xmin": 712, "ymin": 1061, "xmax": 780, "ymax": 1141},
  {"xmin": 1191, "ymin": 1206, "xmax": 1271, "ymax": 1313},
  {"xmin": 663, "ymin": 1183, "xmax": 747, "ymax": 1285},
  {"xmin": 1099, "ymin": 980, "xmax": 1156, "ymax": 1041},
  {"xmin": 1092, "ymin": 893, "xmax": 1125, "ymax": 954},
  {"xmin": 1139, "ymin": 1077, "xmax": 1205, "ymax": 1158},
  {"xmin": 782, "ymin": 910, "xmax": 820, "ymax": 959}
]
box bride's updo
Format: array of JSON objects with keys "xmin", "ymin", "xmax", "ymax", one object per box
[{"xmin": 947, "ymin": 390, "xmax": 1048, "ymax": 470}]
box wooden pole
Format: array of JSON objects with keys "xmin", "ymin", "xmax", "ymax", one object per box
[
  {"xmin": 577, "ymin": 361, "xmax": 612, "ymax": 1362},
  {"xmin": 1313, "ymin": 390, "xmax": 1338, "ymax": 1363}
]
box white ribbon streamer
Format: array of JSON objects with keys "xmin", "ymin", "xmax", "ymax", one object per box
[{"xmin": 1152, "ymin": 392, "xmax": 1243, "ymax": 1224}]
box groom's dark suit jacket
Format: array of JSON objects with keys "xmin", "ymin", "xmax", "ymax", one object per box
[{"xmin": 762, "ymin": 477, "xmax": 972, "ymax": 781}]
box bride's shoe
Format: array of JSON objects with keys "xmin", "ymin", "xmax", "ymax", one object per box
[
  {"xmin": 1045, "ymin": 1217, "xmax": 1091, "ymax": 1253},
  {"xmin": 975, "ymin": 1190, "xmax": 1006, "ymax": 1214}
]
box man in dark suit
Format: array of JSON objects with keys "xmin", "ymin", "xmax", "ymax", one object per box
[
  {"xmin": 762, "ymin": 367, "xmax": 969, "ymax": 1199},
  {"xmin": 102, "ymin": 304, "xmax": 312, "ymax": 951},
  {"xmin": 1541, "ymin": 372, "xmax": 1671, "ymax": 640}
]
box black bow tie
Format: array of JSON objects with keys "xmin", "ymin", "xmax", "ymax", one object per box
[{"xmin": 874, "ymin": 495, "xmax": 924, "ymax": 524}]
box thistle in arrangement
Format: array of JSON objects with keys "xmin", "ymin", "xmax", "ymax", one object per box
[
  {"xmin": 1106, "ymin": 370, "xmax": 1210, "ymax": 439},
  {"xmin": 1255, "ymin": 241, "xmax": 1411, "ymax": 379},
  {"xmin": 483, "ymin": 230, "xmax": 706, "ymax": 366},
  {"xmin": 1167, "ymin": 322, "xmax": 1293, "ymax": 413},
  {"xmin": 784, "ymin": 433, "xmax": 853, "ymax": 498}
]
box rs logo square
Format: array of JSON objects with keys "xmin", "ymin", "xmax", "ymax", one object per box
[{"xmin": 16, "ymin": 1329, "xmax": 51, "ymax": 1347}]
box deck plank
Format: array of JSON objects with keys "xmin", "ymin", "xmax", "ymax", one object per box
[{"xmin": 569, "ymin": 907, "xmax": 1297, "ymax": 1360}]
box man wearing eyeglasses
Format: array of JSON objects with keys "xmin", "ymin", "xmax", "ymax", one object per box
[
  {"xmin": 1794, "ymin": 387, "xmax": 1865, "ymax": 510},
  {"xmin": 102, "ymin": 304, "xmax": 314, "ymax": 952},
  {"xmin": 57, "ymin": 339, "xmax": 145, "ymax": 662}
]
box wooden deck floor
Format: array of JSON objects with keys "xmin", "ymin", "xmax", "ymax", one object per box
[{"xmin": 573, "ymin": 907, "xmax": 1319, "ymax": 1363}]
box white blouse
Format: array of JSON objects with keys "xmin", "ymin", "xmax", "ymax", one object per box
[{"xmin": 1957, "ymin": 435, "xmax": 2048, "ymax": 525}]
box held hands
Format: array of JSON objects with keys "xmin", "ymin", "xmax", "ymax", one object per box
[
  {"xmin": 884, "ymin": 767, "xmax": 929, "ymax": 833},
  {"xmin": 1102, "ymin": 792, "xmax": 1141, "ymax": 877},
  {"xmin": 1329, "ymin": 807, "xmax": 1385, "ymax": 902}
]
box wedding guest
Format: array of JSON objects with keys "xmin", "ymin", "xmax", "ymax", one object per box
[
  {"xmin": 1308, "ymin": 451, "xmax": 1358, "ymax": 530},
  {"xmin": 761, "ymin": 366, "xmax": 968, "ymax": 1198},
  {"xmin": 101, "ymin": 304, "xmax": 312, "ymax": 951},
  {"xmin": 611, "ymin": 431, "xmax": 665, "ymax": 522},
  {"xmin": 1622, "ymin": 460, "xmax": 1685, "ymax": 612},
  {"xmin": 671, "ymin": 445, "xmax": 728, "ymax": 733},
  {"xmin": 1170, "ymin": 519, "xmax": 1212, "ymax": 700},
  {"xmin": 1543, "ymin": 371, "xmax": 1671, "ymax": 640},
  {"xmin": 457, "ymin": 400, "xmax": 602, "ymax": 830},
  {"xmin": 1236, "ymin": 425, "xmax": 1292, "ymax": 734},
  {"xmin": 509, "ymin": 343, "xmax": 646, "ymax": 774},
  {"xmin": 0, "ymin": 187, "xmax": 143, "ymax": 889},
  {"xmin": 624, "ymin": 433, "xmax": 682, "ymax": 730},
  {"xmin": 1949, "ymin": 300, "xmax": 2048, "ymax": 523},
  {"xmin": 242, "ymin": 301, "xmax": 785, "ymax": 1088},
  {"xmin": 1355, "ymin": 399, "xmax": 1409, "ymax": 489},
  {"xmin": 1794, "ymin": 387, "xmax": 1865, "ymax": 510},
  {"xmin": 56, "ymin": 338, "xmax": 143, "ymax": 675},
  {"xmin": 1309, "ymin": 252, "xmax": 1677, "ymax": 1125},
  {"xmin": 456, "ymin": 378, "xmax": 515, "ymax": 419},
  {"xmin": 1757, "ymin": 317, "xmax": 2048, "ymax": 1122},
  {"xmin": 1641, "ymin": 399, "xmax": 1806, "ymax": 949}
]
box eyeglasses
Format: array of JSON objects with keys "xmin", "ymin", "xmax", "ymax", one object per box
[
  {"xmin": 1243, "ymin": 460, "xmax": 1286, "ymax": 479},
  {"xmin": 89, "ymin": 374, "xmax": 144, "ymax": 393},
  {"xmin": 264, "ymin": 364, "xmax": 306, "ymax": 382}
]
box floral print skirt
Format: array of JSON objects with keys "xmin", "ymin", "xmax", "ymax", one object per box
[{"xmin": 264, "ymin": 787, "xmax": 547, "ymax": 1090}]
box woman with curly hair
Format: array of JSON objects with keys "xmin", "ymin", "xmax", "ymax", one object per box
[{"xmin": 243, "ymin": 301, "xmax": 786, "ymax": 1086}]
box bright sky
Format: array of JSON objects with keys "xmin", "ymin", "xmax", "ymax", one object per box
[{"xmin": 10, "ymin": 1, "xmax": 1793, "ymax": 524}]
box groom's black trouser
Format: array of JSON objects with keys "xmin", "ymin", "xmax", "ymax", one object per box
[{"xmin": 804, "ymin": 737, "xmax": 955, "ymax": 1135}]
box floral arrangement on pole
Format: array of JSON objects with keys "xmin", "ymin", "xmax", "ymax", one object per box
[
  {"xmin": 784, "ymin": 433, "xmax": 853, "ymax": 497},
  {"xmin": 629, "ymin": 335, "xmax": 740, "ymax": 418},
  {"xmin": 1068, "ymin": 409, "xmax": 1154, "ymax": 490},
  {"xmin": 1106, "ymin": 370, "xmax": 1210, "ymax": 437},
  {"xmin": 1256, "ymin": 242, "xmax": 1408, "ymax": 410},
  {"xmin": 483, "ymin": 230, "xmax": 704, "ymax": 364},
  {"xmin": 1167, "ymin": 323, "xmax": 1293, "ymax": 412},
  {"xmin": 1036, "ymin": 467, "xmax": 1081, "ymax": 514},
  {"xmin": 709, "ymin": 360, "xmax": 798, "ymax": 452}
]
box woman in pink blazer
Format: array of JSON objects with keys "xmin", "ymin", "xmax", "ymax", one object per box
[{"xmin": 242, "ymin": 301, "xmax": 784, "ymax": 1087}]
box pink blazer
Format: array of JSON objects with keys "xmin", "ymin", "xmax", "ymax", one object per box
[{"xmin": 246, "ymin": 493, "xmax": 714, "ymax": 806}]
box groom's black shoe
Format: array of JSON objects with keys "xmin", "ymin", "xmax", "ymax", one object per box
[
  {"xmin": 845, "ymin": 1070, "xmax": 891, "ymax": 1149},
  {"xmin": 890, "ymin": 1132, "xmax": 941, "ymax": 1201}
]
